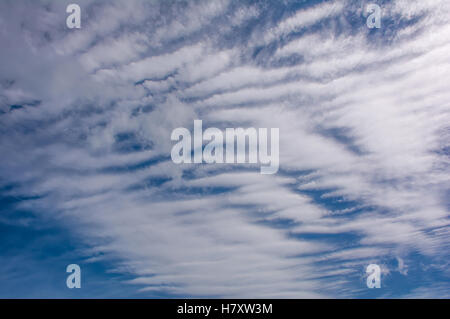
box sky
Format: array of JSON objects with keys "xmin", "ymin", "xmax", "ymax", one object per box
[{"xmin": 0, "ymin": 0, "xmax": 449, "ymax": 298}]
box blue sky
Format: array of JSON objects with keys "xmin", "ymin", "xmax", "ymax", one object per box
[{"xmin": 0, "ymin": 0, "xmax": 449, "ymax": 298}]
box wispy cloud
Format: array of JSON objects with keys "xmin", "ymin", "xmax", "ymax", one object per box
[{"xmin": 0, "ymin": 0, "xmax": 449, "ymax": 298}]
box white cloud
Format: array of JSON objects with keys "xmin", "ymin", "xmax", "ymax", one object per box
[{"xmin": 0, "ymin": 0, "xmax": 449, "ymax": 297}]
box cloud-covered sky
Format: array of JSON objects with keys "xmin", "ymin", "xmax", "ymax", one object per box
[{"xmin": 0, "ymin": 0, "xmax": 449, "ymax": 298}]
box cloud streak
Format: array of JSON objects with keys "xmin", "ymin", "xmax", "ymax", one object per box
[{"xmin": 0, "ymin": 0, "xmax": 449, "ymax": 298}]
